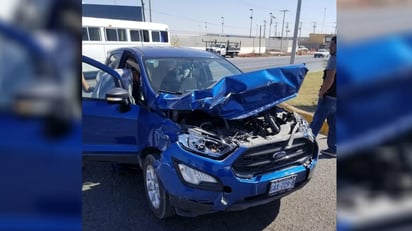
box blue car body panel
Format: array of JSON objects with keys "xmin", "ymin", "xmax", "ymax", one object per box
[{"xmin": 82, "ymin": 99, "xmax": 140, "ymax": 154}]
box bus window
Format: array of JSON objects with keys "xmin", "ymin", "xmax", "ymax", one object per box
[
  {"xmin": 142, "ymin": 30, "xmax": 149, "ymax": 42},
  {"xmin": 105, "ymin": 28, "xmax": 127, "ymax": 41},
  {"xmin": 130, "ymin": 30, "xmax": 141, "ymax": 41},
  {"xmin": 151, "ymin": 31, "xmax": 160, "ymax": 42},
  {"xmin": 118, "ymin": 29, "xmax": 127, "ymax": 41},
  {"xmin": 160, "ymin": 31, "xmax": 169, "ymax": 43},
  {"xmin": 88, "ymin": 27, "xmax": 101, "ymax": 41},
  {"xmin": 82, "ymin": 27, "xmax": 89, "ymax": 41},
  {"xmin": 105, "ymin": 28, "xmax": 117, "ymax": 41}
]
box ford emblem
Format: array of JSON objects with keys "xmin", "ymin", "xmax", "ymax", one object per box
[{"xmin": 272, "ymin": 151, "xmax": 287, "ymax": 160}]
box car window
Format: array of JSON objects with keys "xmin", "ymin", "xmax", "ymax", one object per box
[
  {"xmin": 106, "ymin": 52, "xmax": 122, "ymax": 68},
  {"xmin": 143, "ymin": 57, "xmax": 241, "ymax": 94},
  {"xmin": 82, "ymin": 62, "xmax": 116, "ymax": 99},
  {"xmin": 207, "ymin": 60, "xmax": 239, "ymax": 81}
]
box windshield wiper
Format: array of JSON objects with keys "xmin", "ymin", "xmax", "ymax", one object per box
[{"xmin": 159, "ymin": 89, "xmax": 183, "ymax": 95}]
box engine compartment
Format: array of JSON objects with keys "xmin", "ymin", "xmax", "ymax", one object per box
[{"xmin": 170, "ymin": 107, "xmax": 299, "ymax": 144}]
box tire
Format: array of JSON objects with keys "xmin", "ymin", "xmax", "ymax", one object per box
[{"xmin": 143, "ymin": 154, "xmax": 175, "ymax": 219}]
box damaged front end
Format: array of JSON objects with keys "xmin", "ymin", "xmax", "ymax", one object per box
[
  {"xmin": 151, "ymin": 63, "xmax": 318, "ymax": 216},
  {"xmin": 168, "ymin": 104, "xmax": 317, "ymax": 171}
]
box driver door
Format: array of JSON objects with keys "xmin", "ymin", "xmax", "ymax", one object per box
[{"xmin": 82, "ymin": 55, "xmax": 141, "ymax": 163}]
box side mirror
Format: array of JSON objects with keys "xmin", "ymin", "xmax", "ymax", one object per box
[{"xmin": 105, "ymin": 87, "xmax": 130, "ymax": 104}]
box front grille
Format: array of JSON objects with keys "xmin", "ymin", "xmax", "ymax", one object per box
[{"xmin": 232, "ymin": 138, "xmax": 315, "ymax": 178}]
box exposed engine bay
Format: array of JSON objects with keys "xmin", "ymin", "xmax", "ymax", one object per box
[{"xmin": 171, "ymin": 107, "xmax": 309, "ymax": 159}]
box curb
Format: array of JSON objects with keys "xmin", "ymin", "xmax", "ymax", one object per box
[{"xmin": 279, "ymin": 103, "xmax": 329, "ymax": 136}]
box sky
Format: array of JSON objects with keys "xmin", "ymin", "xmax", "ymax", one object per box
[{"xmin": 82, "ymin": 0, "xmax": 336, "ymax": 37}]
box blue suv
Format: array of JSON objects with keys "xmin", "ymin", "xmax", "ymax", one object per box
[{"xmin": 82, "ymin": 47, "xmax": 318, "ymax": 219}]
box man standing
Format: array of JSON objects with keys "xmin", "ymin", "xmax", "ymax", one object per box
[{"xmin": 310, "ymin": 36, "xmax": 336, "ymax": 157}]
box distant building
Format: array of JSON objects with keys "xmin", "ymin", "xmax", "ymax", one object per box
[
  {"xmin": 82, "ymin": 4, "xmax": 143, "ymax": 21},
  {"xmin": 300, "ymin": 33, "xmax": 335, "ymax": 50}
]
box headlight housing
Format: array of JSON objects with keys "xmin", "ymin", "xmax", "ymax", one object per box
[
  {"xmin": 178, "ymin": 128, "xmax": 237, "ymax": 159},
  {"xmin": 177, "ymin": 163, "xmax": 217, "ymax": 185}
]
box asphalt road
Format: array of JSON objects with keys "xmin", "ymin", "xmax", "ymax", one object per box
[
  {"xmin": 83, "ymin": 136, "xmax": 336, "ymax": 231},
  {"xmin": 230, "ymin": 55, "xmax": 328, "ymax": 73}
]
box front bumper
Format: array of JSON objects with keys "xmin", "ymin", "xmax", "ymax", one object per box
[
  {"xmin": 156, "ymin": 141, "xmax": 317, "ymax": 217},
  {"xmin": 169, "ymin": 169, "xmax": 312, "ymax": 217}
]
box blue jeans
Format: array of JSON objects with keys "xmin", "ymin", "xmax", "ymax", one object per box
[{"xmin": 310, "ymin": 96, "xmax": 336, "ymax": 152}]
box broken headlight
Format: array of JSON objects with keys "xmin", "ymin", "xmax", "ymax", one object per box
[{"xmin": 178, "ymin": 128, "xmax": 237, "ymax": 159}]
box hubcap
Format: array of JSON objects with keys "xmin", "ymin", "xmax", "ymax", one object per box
[{"xmin": 145, "ymin": 164, "xmax": 161, "ymax": 209}]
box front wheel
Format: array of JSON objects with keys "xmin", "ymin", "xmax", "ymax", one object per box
[{"xmin": 143, "ymin": 154, "xmax": 175, "ymax": 219}]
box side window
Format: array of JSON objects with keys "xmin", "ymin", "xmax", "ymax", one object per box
[
  {"xmin": 105, "ymin": 28, "xmax": 127, "ymax": 41},
  {"xmin": 142, "ymin": 30, "xmax": 149, "ymax": 42},
  {"xmin": 160, "ymin": 31, "xmax": 169, "ymax": 43},
  {"xmin": 88, "ymin": 27, "xmax": 101, "ymax": 41},
  {"xmin": 105, "ymin": 28, "xmax": 117, "ymax": 41},
  {"xmin": 130, "ymin": 30, "xmax": 141, "ymax": 41},
  {"xmin": 151, "ymin": 31, "xmax": 160, "ymax": 42},
  {"xmin": 106, "ymin": 52, "xmax": 122, "ymax": 69},
  {"xmin": 82, "ymin": 62, "xmax": 118, "ymax": 100},
  {"xmin": 82, "ymin": 27, "xmax": 89, "ymax": 41},
  {"xmin": 117, "ymin": 29, "xmax": 127, "ymax": 41}
]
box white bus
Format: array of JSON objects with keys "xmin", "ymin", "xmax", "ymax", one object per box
[{"xmin": 82, "ymin": 17, "xmax": 170, "ymax": 63}]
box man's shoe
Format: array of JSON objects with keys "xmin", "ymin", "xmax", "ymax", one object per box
[{"xmin": 321, "ymin": 148, "xmax": 336, "ymax": 157}]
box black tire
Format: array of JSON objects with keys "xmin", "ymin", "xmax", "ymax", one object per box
[{"xmin": 143, "ymin": 154, "xmax": 175, "ymax": 219}]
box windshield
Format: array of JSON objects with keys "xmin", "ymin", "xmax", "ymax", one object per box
[{"xmin": 143, "ymin": 57, "xmax": 242, "ymax": 94}]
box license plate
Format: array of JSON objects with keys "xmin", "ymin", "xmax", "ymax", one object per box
[{"xmin": 268, "ymin": 175, "xmax": 296, "ymax": 195}]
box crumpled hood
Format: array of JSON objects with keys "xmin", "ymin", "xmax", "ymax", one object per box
[{"xmin": 155, "ymin": 63, "xmax": 308, "ymax": 120}]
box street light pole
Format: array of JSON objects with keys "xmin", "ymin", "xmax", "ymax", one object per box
[
  {"xmin": 263, "ymin": 20, "xmax": 266, "ymax": 38},
  {"xmin": 249, "ymin": 9, "xmax": 253, "ymax": 37},
  {"xmin": 269, "ymin": 13, "xmax": 272, "ymax": 38},
  {"xmin": 221, "ymin": 16, "xmax": 224, "ymax": 37},
  {"xmin": 312, "ymin": 21, "xmax": 317, "ymax": 34},
  {"xmin": 290, "ymin": 0, "xmax": 303, "ymax": 64},
  {"xmin": 279, "ymin": 9, "xmax": 288, "ymax": 54},
  {"xmin": 204, "ymin": 21, "xmax": 208, "ymax": 35}
]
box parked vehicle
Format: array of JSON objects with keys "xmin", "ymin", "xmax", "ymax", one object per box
[
  {"xmin": 205, "ymin": 40, "xmax": 241, "ymax": 58},
  {"xmin": 82, "ymin": 47, "xmax": 318, "ymax": 219},
  {"xmin": 297, "ymin": 45, "xmax": 309, "ymax": 55},
  {"xmin": 82, "ymin": 17, "xmax": 170, "ymax": 64},
  {"xmin": 313, "ymin": 49, "xmax": 330, "ymax": 58}
]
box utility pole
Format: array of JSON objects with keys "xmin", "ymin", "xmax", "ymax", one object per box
[
  {"xmin": 298, "ymin": 21, "xmax": 302, "ymax": 41},
  {"xmin": 290, "ymin": 0, "xmax": 302, "ymax": 64},
  {"xmin": 249, "ymin": 9, "xmax": 253, "ymax": 37},
  {"xmin": 148, "ymin": 0, "xmax": 152, "ymax": 22},
  {"xmin": 275, "ymin": 22, "xmax": 278, "ymax": 37},
  {"xmin": 279, "ymin": 9, "xmax": 288, "ymax": 54},
  {"xmin": 140, "ymin": 0, "xmax": 146, "ymax": 22}
]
